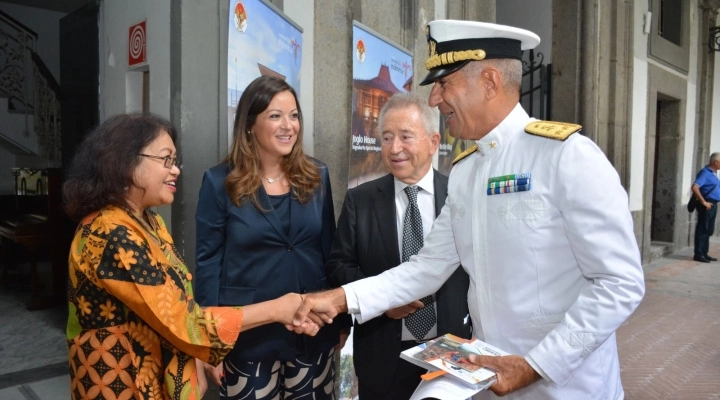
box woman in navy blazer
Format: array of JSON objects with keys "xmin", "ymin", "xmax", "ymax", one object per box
[{"xmin": 195, "ymin": 76, "xmax": 350, "ymax": 400}]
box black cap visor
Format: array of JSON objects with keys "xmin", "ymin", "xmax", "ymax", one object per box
[{"xmin": 419, "ymin": 60, "xmax": 470, "ymax": 86}]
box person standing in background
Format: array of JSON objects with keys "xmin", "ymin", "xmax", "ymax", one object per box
[{"xmin": 691, "ymin": 152, "xmax": 720, "ymax": 262}]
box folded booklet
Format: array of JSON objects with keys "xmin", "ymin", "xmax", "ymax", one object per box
[{"xmin": 400, "ymin": 333, "xmax": 508, "ymax": 391}]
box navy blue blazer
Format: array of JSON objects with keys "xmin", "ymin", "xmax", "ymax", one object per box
[{"xmin": 194, "ymin": 159, "xmax": 348, "ymax": 362}]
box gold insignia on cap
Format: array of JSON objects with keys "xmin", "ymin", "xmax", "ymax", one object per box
[
  {"xmin": 452, "ymin": 144, "xmax": 478, "ymax": 165},
  {"xmin": 426, "ymin": 49, "xmax": 486, "ymax": 70},
  {"xmin": 524, "ymin": 121, "xmax": 582, "ymax": 141},
  {"xmin": 426, "ymin": 26, "xmax": 437, "ymax": 57}
]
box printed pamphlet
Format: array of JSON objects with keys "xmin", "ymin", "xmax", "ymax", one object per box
[{"xmin": 400, "ymin": 334, "xmax": 507, "ymax": 391}]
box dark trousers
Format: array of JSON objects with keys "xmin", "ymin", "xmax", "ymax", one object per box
[
  {"xmin": 358, "ymin": 341, "xmax": 425, "ymax": 400},
  {"xmin": 695, "ymin": 201, "xmax": 718, "ymax": 257}
]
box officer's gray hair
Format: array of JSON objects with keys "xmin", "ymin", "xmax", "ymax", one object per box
[
  {"xmin": 461, "ymin": 59, "xmax": 523, "ymax": 92},
  {"xmin": 378, "ymin": 92, "xmax": 439, "ymax": 136},
  {"xmin": 709, "ymin": 152, "xmax": 720, "ymax": 164}
]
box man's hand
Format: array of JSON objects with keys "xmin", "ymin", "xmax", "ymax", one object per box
[
  {"xmin": 293, "ymin": 288, "xmax": 348, "ymax": 327},
  {"xmin": 199, "ymin": 359, "xmax": 222, "ymax": 387},
  {"xmin": 384, "ymin": 300, "xmax": 424, "ymax": 319},
  {"xmin": 194, "ymin": 358, "xmax": 209, "ymax": 398},
  {"xmin": 467, "ymin": 354, "xmax": 541, "ymax": 397},
  {"xmin": 704, "ymin": 201, "xmax": 713, "ymax": 210},
  {"xmin": 336, "ymin": 327, "xmax": 351, "ymax": 352}
]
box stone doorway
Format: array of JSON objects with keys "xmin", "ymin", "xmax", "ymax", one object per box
[
  {"xmin": 642, "ymin": 64, "xmax": 688, "ymax": 262},
  {"xmin": 650, "ymin": 97, "xmax": 681, "ymax": 246}
]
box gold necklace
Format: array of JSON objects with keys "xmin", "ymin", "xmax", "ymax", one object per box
[{"xmin": 263, "ymin": 173, "xmax": 284, "ymax": 184}]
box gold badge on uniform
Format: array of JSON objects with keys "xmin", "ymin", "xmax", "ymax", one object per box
[{"xmin": 525, "ymin": 121, "xmax": 581, "ymax": 141}]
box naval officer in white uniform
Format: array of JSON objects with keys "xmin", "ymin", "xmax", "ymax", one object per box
[{"xmin": 294, "ymin": 20, "xmax": 645, "ymax": 399}]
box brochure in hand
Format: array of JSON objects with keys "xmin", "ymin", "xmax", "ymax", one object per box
[{"xmin": 400, "ymin": 334, "xmax": 508, "ymax": 390}]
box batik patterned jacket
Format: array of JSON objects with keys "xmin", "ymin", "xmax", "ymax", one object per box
[{"xmin": 67, "ymin": 206, "xmax": 243, "ymax": 400}]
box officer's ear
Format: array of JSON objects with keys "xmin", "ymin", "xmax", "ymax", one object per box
[{"xmin": 481, "ymin": 68, "xmax": 501, "ymax": 99}]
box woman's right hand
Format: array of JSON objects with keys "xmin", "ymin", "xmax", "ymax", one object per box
[{"xmin": 241, "ymin": 292, "xmax": 322, "ymax": 334}]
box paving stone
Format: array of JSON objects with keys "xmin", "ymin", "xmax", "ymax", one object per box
[{"xmin": 617, "ymin": 240, "xmax": 720, "ymax": 399}]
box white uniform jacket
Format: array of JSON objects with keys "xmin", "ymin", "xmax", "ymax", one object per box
[{"xmin": 346, "ymin": 104, "xmax": 645, "ymax": 399}]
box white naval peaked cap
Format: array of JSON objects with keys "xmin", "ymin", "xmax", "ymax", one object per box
[{"xmin": 420, "ymin": 20, "xmax": 541, "ymax": 86}]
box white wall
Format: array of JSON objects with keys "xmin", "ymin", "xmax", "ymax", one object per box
[
  {"xmin": 99, "ymin": 0, "xmax": 172, "ymax": 120},
  {"xmin": 629, "ymin": 0, "xmax": 650, "ymax": 211},
  {"xmin": 680, "ymin": 0, "xmax": 699, "ymax": 203},
  {"xmin": 630, "ymin": 0, "xmax": 702, "ymax": 210},
  {"xmin": 0, "ymin": 2, "xmax": 64, "ymax": 83},
  {"xmin": 98, "ymin": 0, "xmax": 173, "ymax": 227},
  {"xmin": 283, "ymin": 0, "xmax": 314, "ymax": 156}
]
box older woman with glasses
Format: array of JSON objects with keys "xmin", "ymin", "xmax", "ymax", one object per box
[{"xmin": 63, "ymin": 113, "xmax": 320, "ymax": 400}]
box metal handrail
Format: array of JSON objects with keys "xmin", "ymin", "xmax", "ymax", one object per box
[{"xmin": 0, "ymin": 11, "xmax": 61, "ymax": 166}]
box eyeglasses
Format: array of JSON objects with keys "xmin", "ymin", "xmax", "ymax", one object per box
[{"xmin": 138, "ymin": 154, "xmax": 181, "ymax": 169}]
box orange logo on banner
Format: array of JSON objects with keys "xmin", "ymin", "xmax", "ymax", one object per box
[
  {"xmin": 234, "ymin": 1, "xmax": 248, "ymax": 33},
  {"xmin": 128, "ymin": 21, "xmax": 147, "ymax": 67},
  {"xmin": 356, "ymin": 39, "xmax": 365, "ymax": 63}
]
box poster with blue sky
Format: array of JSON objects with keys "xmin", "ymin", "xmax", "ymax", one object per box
[
  {"xmin": 348, "ymin": 21, "xmax": 413, "ymax": 188},
  {"xmin": 227, "ymin": 0, "xmax": 302, "ymax": 141}
]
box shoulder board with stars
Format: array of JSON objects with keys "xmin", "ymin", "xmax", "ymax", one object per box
[
  {"xmin": 525, "ymin": 121, "xmax": 582, "ymax": 141},
  {"xmin": 452, "ymin": 144, "xmax": 478, "ymax": 165}
]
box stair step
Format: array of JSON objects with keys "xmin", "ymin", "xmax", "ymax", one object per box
[{"xmin": 649, "ymin": 242, "xmax": 673, "ymax": 262}]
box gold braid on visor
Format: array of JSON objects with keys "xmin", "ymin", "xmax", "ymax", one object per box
[{"xmin": 425, "ymin": 49, "xmax": 487, "ymax": 70}]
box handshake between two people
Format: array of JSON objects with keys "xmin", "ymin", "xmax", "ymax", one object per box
[
  {"xmin": 197, "ymin": 288, "xmax": 351, "ymax": 392},
  {"xmin": 282, "ymin": 288, "xmax": 348, "ymax": 335}
]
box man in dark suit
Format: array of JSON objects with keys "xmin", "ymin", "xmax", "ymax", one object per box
[{"xmin": 326, "ymin": 92, "xmax": 471, "ymax": 399}]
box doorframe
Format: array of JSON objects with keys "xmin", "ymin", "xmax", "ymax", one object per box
[{"xmin": 641, "ymin": 63, "xmax": 688, "ymax": 261}]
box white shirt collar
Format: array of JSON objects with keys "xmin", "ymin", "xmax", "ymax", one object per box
[
  {"xmin": 475, "ymin": 103, "xmax": 533, "ymax": 155},
  {"xmin": 393, "ymin": 167, "xmax": 435, "ymax": 196}
]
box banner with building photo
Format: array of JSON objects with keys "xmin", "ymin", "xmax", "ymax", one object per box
[
  {"xmin": 437, "ymin": 118, "xmax": 471, "ymax": 175},
  {"xmin": 227, "ymin": 0, "xmax": 303, "ymax": 143},
  {"xmin": 348, "ymin": 21, "xmax": 413, "ymax": 188}
]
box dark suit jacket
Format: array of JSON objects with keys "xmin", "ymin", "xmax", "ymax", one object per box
[
  {"xmin": 326, "ymin": 170, "xmax": 471, "ymax": 394},
  {"xmin": 194, "ymin": 160, "xmax": 350, "ymax": 362}
]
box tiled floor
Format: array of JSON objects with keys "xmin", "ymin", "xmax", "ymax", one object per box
[
  {"xmin": 616, "ymin": 243, "xmax": 720, "ymax": 400},
  {"xmin": 1, "ymin": 241, "xmax": 719, "ymax": 400},
  {"xmin": 0, "ymin": 375, "xmax": 69, "ymax": 400}
]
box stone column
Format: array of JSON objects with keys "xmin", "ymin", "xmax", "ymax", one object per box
[
  {"xmin": 552, "ymin": 0, "xmax": 633, "ymax": 187},
  {"xmin": 312, "ymin": 0, "xmax": 445, "ymax": 215},
  {"xmin": 446, "ymin": 0, "xmax": 495, "ymax": 21},
  {"xmin": 169, "ymin": 0, "xmax": 226, "ymax": 270},
  {"xmin": 551, "ymin": 0, "xmax": 582, "ymax": 125},
  {"xmin": 694, "ymin": 2, "xmax": 719, "ymax": 243},
  {"xmin": 695, "ymin": 2, "xmax": 719, "ymax": 172},
  {"xmin": 312, "ymin": 0, "xmax": 353, "ymax": 216}
]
